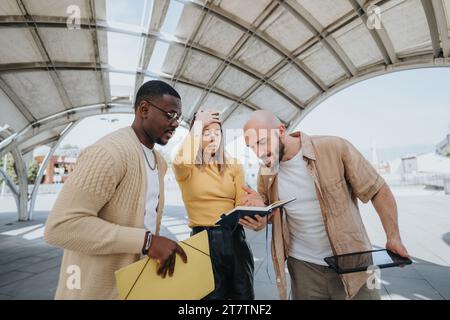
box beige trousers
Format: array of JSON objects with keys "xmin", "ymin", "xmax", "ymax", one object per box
[{"xmin": 287, "ymin": 256, "xmax": 381, "ymax": 300}]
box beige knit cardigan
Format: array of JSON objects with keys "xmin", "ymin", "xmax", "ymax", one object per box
[{"xmin": 44, "ymin": 127, "xmax": 167, "ymax": 299}]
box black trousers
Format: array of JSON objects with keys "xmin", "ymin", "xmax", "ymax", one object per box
[{"xmin": 192, "ymin": 225, "xmax": 255, "ymax": 300}]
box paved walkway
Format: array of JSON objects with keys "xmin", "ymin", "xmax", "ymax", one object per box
[{"xmin": 0, "ymin": 184, "xmax": 449, "ymax": 300}]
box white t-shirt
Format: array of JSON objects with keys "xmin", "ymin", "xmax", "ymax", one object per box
[
  {"xmin": 278, "ymin": 149, "xmax": 333, "ymax": 266},
  {"xmin": 142, "ymin": 144, "xmax": 160, "ymax": 234}
]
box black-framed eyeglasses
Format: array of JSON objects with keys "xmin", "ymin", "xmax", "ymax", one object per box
[{"xmin": 143, "ymin": 99, "xmax": 181, "ymax": 123}]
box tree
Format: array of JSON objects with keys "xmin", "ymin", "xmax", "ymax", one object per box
[
  {"xmin": 0, "ymin": 153, "xmax": 18, "ymax": 185},
  {"xmin": 27, "ymin": 160, "xmax": 40, "ymax": 184},
  {"xmin": 0, "ymin": 154, "xmax": 41, "ymax": 186}
]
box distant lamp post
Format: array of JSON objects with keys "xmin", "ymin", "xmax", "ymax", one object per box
[{"xmin": 100, "ymin": 117, "xmax": 119, "ymax": 123}]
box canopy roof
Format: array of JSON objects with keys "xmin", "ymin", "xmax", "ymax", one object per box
[{"xmin": 1, "ymin": 0, "xmax": 450, "ymax": 158}]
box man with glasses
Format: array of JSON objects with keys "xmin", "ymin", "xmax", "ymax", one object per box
[{"xmin": 44, "ymin": 80, "xmax": 187, "ymax": 299}]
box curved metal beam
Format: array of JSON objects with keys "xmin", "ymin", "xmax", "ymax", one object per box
[
  {"xmin": 349, "ymin": 0, "xmax": 398, "ymax": 64},
  {"xmin": 0, "ymin": 76, "xmax": 36, "ymax": 122},
  {"xmin": 21, "ymin": 136, "xmax": 60, "ymax": 156},
  {"xmin": 0, "ymin": 14, "xmax": 297, "ymax": 113},
  {"xmin": 178, "ymin": 0, "xmax": 328, "ymax": 91},
  {"xmin": 421, "ymin": 0, "xmax": 443, "ymax": 57},
  {"xmin": 187, "ymin": 0, "xmax": 296, "ymax": 121},
  {"xmin": 288, "ymin": 58, "xmax": 450, "ymax": 130},
  {"xmin": 28, "ymin": 121, "xmax": 79, "ymax": 220},
  {"xmin": 171, "ymin": 0, "xmax": 210, "ymax": 87},
  {"xmin": 282, "ymin": 0, "xmax": 357, "ymax": 76},
  {"xmin": 0, "ymin": 166, "xmax": 20, "ymax": 217},
  {"xmin": 10, "ymin": 148, "xmax": 28, "ymax": 221},
  {"xmin": 88, "ymin": 0, "xmax": 110, "ymax": 105},
  {"xmin": 15, "ymin": 0, "xmax": 73, "ymax": 110},
  {"xmin": 0, "ymin": 132, "xmax": 19, "ymax": 201},
  {"xmin": 0, "ymin": 103, "xmax": 133, "ymax": 156},
  {"xmin": 0, "ymin": 63, "xmax": 262, "ymax": 116},
  {"xmin": 134, "ymin": 0, "xmax": 170, "ymax": 92},
  {"xmin": 0, "ymin": 79, "xmax": 258, "ymax": 156},
  {"xmin": 0, "ymin": 167, "xmax": 18, "ymax": 197},
  {"xmin": 431, "ymin": 0, "xmax": 450, "ymax": 57}
]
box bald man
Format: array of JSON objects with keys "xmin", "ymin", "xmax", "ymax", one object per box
[{"xmin": 239, "ymin": 110, "xmax": 409, "ymax": 300}]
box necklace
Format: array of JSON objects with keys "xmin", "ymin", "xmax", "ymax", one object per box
[{"xmin": 142, "ymin": 147, "xmax": 157, "ymax": 171}]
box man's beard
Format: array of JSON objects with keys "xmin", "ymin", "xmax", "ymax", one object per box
[
  {"xmin": 155, "ymin": 137, "xmax": 167, "ymax": 145},
  {"xmin": 261, "ymin": 137, "xmax": 285, "ymax": 169},
  {"xmin": 142, "ymin": 120, "xmax": 168, "ymax": 146}
]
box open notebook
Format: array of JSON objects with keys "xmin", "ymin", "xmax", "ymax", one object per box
[{"xmin": 215, "ymin": 197, "xmax": 296, "ymax": 228}]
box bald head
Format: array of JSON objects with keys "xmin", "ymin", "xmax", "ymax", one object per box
[
  {"xmin": 243, "ymin": 110, "xmax": 287, "ymax": 168},
  {"xmin": 244, "ymin": 110, "xmax": 282, "ymax": 132}
]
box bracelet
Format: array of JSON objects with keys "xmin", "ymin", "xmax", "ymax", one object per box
[{"xmin": 141, "ymin": 231, "xmax": 153, "ymax": 255}]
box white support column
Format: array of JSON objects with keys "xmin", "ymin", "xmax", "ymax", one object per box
[
  {"xmin": 0, "ymin": 165, "xmax": 19, "ymax": 211},
  {"xmin": 11, "ymin": 148, "xmax": 28, "ymax": 221},
  {"xmin": 28, "ymin": 121, "xmax": 78, "ymax": 220},
  {"xmin": 0, "ymin": 154, "xmax": 7, "ymax": 199}
]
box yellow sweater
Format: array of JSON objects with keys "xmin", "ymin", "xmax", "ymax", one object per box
[
  {"xmin": 173, "ymin": 133, "xmax": 245, "ymax": 227},
  {"xmin": 44, "ymin": 127, "xmax": 167, "ymax": 299}
]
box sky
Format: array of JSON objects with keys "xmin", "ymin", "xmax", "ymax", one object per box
[
  {"xmin": 298, "ymin": 68, "xmax": 450, "ymax": 150},
  {"xmin": 59, "ymin": 67, "xmax": 450, "ymax": 162},
  {"xmin": 57, "ymin": 0, "xmax": 450, "ymax": 163}
]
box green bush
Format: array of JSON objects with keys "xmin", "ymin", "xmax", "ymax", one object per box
[{"xmin": 0, "ymin": 154, "xmax": 41, "ymax": 186}]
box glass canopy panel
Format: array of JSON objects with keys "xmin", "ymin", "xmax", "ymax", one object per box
[
  {"xmin": 445, "ymin": 0, "xmax": 450, "ymax": 27},
  {"xmin": 1, "ymin": 71, "xmax": 65, "ymax": 119},
  {"xmin": 23, "ymin": 0, "xmax": 91, "ymax": 19},
  {"xmin": 222, "ymin": 106, "xmax": 254, "ymax": 131},
  {"xmin": 181, "ymin": 50, "xmax": 222, "ymax": 85},
  {"xmin": 380, "ymin": 0, "xmax": 432, "ymax": 56},
  {"xmin": 58, "ymin": 71, "xmax": 104, "ymax": 107},
  {"xmin": 161, "ymin": 44, "xmax": 185, "ymax": 75},
  {"xmin": 217, "ymin": 0, "xmax": 272, "ymax": 25},
  {"xmin": 202, "ymin": 93, "xmax": 233, "ymax": 113},
  {"xmin": 295, "ymin": 0, "xmax": 353, "ymax": 29},
  {"xmin": 106, "ymin": 0, "xmax": 152, "ymax": 30},
  {"xmin": 0, "ymin": 88, "xmax": 29, "ymax": 132},
  {"xmin": 332, "ymin": 19, "xmax": 384, "ymax": 69},
  {"xmin": 109, "ymin": 72, "xmax": 136, "ymax": 99},
  {"xmin": 173, "ymin": 82, "xmax": 203, "ymax": 117},
  {"xmin": 160, "ymin": 0, "xmax": 184, "ymax": 35},
  {"xmin": 235, "ymin": 38, "xmax": 283, "ymax": 74},
  {"xmin": 298, "ymin": 42, "xmax": 346, "ymax": 86},
  {"xmin": 248, "ymin": 85, "xmax": 298, "ymax": 123},
  {"xmin": 173, "ymin": 4, "xmax": 203, "ymax": 40},
  {"xmin": 193, "ymin": 15, "xmax": 244, "ymax": 56},
  {"xmin": 272, "ymin": 65, "xmax": 320, "ymax": 104},
  {"xmin": 147, "ymin": 41, "xmax": 170, "ymax": 74},
  {"xmin": 214, "ymin": 66, "xmax": 257, "ymax": 97},
  {"xmin": 259, "ymin": 6, "xmax": 315, "ymax": 52},
  {"xmin": 19, "ymin": 124, "xmax": 68, "ymax": 155},
  {"xmin": 39, "ymin": 28, "xmax": 95, "ymax": 63},
  {"xmin": 0, "ymin": 0, "xmax": 22, "ymax": 15},
  {"xmin": 107, "ymin": 32, "xmax": 142, "ymax": 71},
  {"xmin": 0, "ymin": 28, "xmax": 44, "ymax": 64}
]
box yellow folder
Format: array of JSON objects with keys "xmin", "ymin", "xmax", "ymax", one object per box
[{"xmin": 115, "ymin": 230, "xmax": 214, "ymax": 300}]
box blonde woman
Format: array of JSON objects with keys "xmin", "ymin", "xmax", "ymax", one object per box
[{"xmin": 173, "ymin": 108, "xmax": 254, "ymax": 300}]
